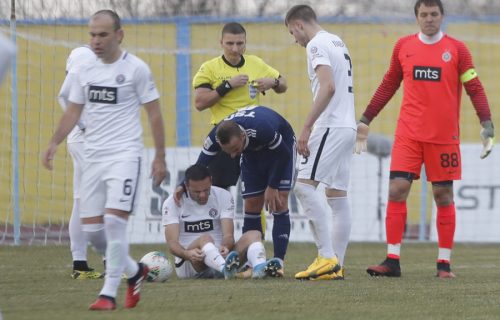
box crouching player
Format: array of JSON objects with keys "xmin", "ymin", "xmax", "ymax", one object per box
[{"xmin": 163, "ymin": 164, "xmax": 278, "ymax": 279}]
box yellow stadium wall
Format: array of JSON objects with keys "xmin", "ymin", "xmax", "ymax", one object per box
[{"xmin": 0, "ymin": 20, "xmax": 498, "ymax": 226}]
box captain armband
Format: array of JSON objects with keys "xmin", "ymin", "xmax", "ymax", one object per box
[{"xmin": 460, "ymin": 68, "xmax": 478, "ymax": 84}]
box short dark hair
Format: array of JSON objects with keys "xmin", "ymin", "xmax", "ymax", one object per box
[
  {"xmin": 221, "ymin": 22, "xmax": 246, "ymax": 37},
  {"xmin": 185, "ymin": 164, "xmax": 211, "ymax": 183},
  {"xmin": 285, "ymin": 4, "xmax": 317, "ymax": 26},
  {"xmin": 414, "ymin": 0, "xmax": 444, "ymax": 16},
  {"xmin": 92, "ymin": 9, "xmax": 122, "ymax": 31},
  {"xmin": 215, "ymin": 120, "xmax": 243, "ymax": 145}
]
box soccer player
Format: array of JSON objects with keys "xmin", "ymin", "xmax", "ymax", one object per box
[
  {"xmin": 0, "ymin": 33, "xmax": 15, "ymax": 83},
  {"xmin": 356, "ymin": 0, "xmax": 495, "ymax": 278},
  {"xmin": 42, "ymin": 10, "xmax": 167, "ymax": 310},
  {"xmin": 164, "ymin": 164, "xmax": 277, "ymax": 279},
  {"xmin": 192, "ymin": 23, "xmax": 287, "ymax": 261},
  {"xmin": 194, "ymin": 105, "xmax": 296, "ymax": 277},
  {"xmin": 58, "ymin": 45, "xmax": 102, "ymax": 280},
  {"xmin": 284, "ymin": 5, "xmax": 356, "ymax": 280}
]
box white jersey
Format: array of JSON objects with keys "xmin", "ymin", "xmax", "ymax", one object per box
[
  {"xmin": 307, "ymin": 30, "xmax": 356, "ymax": 129},
  {"xmin": 58, "ymin": 46, "xmax": 96, "ymax": 143},
  {"xmin": 0, "ymin": 33, "xmax": 15, "ymax": 83},
  {"xmin": 162, "ymin": 186, "xmax": 234, "ymax": 249},
  {"xmin": 68, "ymin": 51, "xmax": 159, "ymax": 162}
]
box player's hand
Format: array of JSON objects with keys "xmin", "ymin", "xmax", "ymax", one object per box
[
  {"xmin": 42, "ymin": 143, "xmax": 58, "ymax": 170},
  {"xmin": 151, "ymin": 155, "xmax": 168, "ymax": 187},
  {"xmin": 173, "ymin": 184, "xmax": 186, "ymax": 207},
  {"xmin": 480, "ymin": 120, "xmax": 495, "ymax": 159},
  {"xmin": 264, "ymin": 187, "xmax": 281, "ymax": 213},
  {"xmin": 219, "ymin": 246, "xmax": 229, "ymax": 257},
  {"xmin": 297, "ymin": 126, "xmax": 312, "ymax": 157},
  {"xmin": 186, "ymin": 248, "xmax": 205, "ymax": 262},
  {"xmin": 252, "ymin": 78, "xmax": 274, "ymax": 92},
  {"xmin": 228, "ymin": 74, "xmax": 249, "ymax": 89},
  {"xmin": 355, "ymin": 122, "xmax": 369, "ymax": 154}
]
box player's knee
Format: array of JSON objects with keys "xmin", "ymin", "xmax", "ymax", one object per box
[
  {"xmin": 432, "ymin": 181, "xmax": 454, "ymax": 206},
  {"xmin": 243, "ymin": 230, "xmax": 262, "ymax": 242},
  {"xmin": 388, "ymin": 176, "xmax": 412, "ymax": 201},
  {"xmin": 198, "ymin": 233, "xmax": 215, "ymax": 245}
]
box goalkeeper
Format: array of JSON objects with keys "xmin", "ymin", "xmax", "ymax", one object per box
[{"xmin": 356, "ymin": 0, "xmax": 494, "ymax": 279}]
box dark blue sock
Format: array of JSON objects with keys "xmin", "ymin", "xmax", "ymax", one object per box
[
  {"xmin": 272, "ymin": 210, "xmax": 290, "ymax": 260},
  {"xmin": 242, "ymin": 212, "xmax": 262, "ymax": 234}
]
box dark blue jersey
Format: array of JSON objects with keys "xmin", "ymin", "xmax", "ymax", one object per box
[{"xmin": 197, "ymin": 105, "xmax": 296, "ymax": 189}]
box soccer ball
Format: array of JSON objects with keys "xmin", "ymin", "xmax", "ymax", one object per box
[{"xmin": 140, "ymin": 251, "xmax": 173, "ymax": 282}]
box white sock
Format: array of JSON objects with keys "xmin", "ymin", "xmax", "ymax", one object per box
[
  {"xmin": 294, "ymin": 182, "xmax": 334, "ymax": 258},
  {"xmin": 100, "ymin": 214, "xmax": 130, "ymax": 298},
  {"xmin": 69, "ymin": 198, "xmax": 87, "ymax": 261},
  {"xmin": 327, "ymin": 196, "xmax": 351, "ymax": 266},
  {"xmin": 438, "ymin": 248, "xmax": 452, "ymax": 262},
  {"xmin": 202, "ymin": 242, "xmax": 226, "ymax": 272},
  {"xmin": 246, "ymin": 242, "xmax": 266, "ymax": 268},
  {"xmin": 82, "ymin": 223, "xmax": 106, "ymax": 256}
]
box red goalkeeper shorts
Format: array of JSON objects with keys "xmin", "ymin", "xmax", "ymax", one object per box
[{"xmin": 390, "ymin": 135, "xmax": 461, "ymax": 182}]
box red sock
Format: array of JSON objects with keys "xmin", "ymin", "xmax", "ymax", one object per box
[
  {"xmin": 436, "ymin": 203, "xmax": 456, "ymax": 249},
  {"xmin": 385, "ymin": 201, "xmax": 407, "ymax": 246}
]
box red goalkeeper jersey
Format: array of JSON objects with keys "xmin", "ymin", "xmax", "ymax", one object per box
[{"xmin": 364, "ymin": 33, "xmax": 490, "ymax": 144}]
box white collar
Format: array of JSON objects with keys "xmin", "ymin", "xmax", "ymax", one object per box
[{"xmin": 418, "ymin": 31, "xmax": 444, "ymax": 44}]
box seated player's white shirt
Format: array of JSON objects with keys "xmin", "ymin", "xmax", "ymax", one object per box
[
  {"xmin": 0, "ymin": 33, "xmax": 15, "ymax": 83},
  {"xmin": 307, "ymin": 31, "xmax": 356, "ymax": 130},
  {"xmin": 58, "ymin": 46, "xmax": 96, "ymax": 144},
  {"xmin": 162, "ymin": 186, "xmax": 234, "ymax": 249},
  {"xmin": 68, "ymin": 51, "xmax": 159, "ymax": 162}
]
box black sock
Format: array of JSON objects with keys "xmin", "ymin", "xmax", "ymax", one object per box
[{"xmin": 73, "ymin": 260, "xmax": 91, "ymax": 271}]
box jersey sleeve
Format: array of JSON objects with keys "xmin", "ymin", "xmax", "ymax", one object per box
[
  {"xmin": 196, "ymin": 126, "xmax": 220, "ymax": 167},
  {"xmin": 363, "ymin": 38, "xmax": 404, "ymax": 122},
  {"xmin": 456, "ymin": 41, "xmax": 491, "ymax": 122},
  {"xmin": 58, "ymin": 72, "xmax": 74, "ymax": 111},
  {"xmin": 192, "ymin": 62, "xmax": 214, "ymax": 89},
  {"xmin": 67, "ymin": 69, "xmax": 86, "ymax": 105},
  {"xmin": 218, "ymin": 189, "xmax": 235, "ymax": 219},
  {"xmin": 307, "ymin": 39, "xmax": 332, "ymax": 70},
  {"xmin": 134, "ymin": 62, "xmax": 160, "ymax": 104},
  {"xmin": 162, "ymin": 196, "xmax": 181, "ymax": 226}
]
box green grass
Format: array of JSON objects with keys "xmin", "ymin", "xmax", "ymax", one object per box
[{"xmin": 1, "ymin": 242, "xmax": 499, "ymax": 320}]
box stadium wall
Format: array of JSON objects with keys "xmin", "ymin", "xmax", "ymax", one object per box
[{"xmin": 0, "ymin": 16, "xmax": 499, "ymax": 243}]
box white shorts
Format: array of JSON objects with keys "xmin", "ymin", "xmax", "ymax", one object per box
[
  {"xmin": 79, "ymin": 158, "xmax": 141, "ymax": 218},
  {"xmin": 297, "ymin": 127, "xmax": 355, "ymax": 190},
  {"xmin": 174, "ymin": 256, "xmax": 223, "ymax": 279},
  {"xmin": 67, "ymin": 142, "xmax": 84, "ymax": 199}
]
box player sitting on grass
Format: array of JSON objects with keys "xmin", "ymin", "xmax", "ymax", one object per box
[{"xmin": 164, "ymin": 164, "xmax": 279, "ymax": 279}]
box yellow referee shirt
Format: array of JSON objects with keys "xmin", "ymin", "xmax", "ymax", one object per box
[{"xmin": 193, "ymin": 54, "xmax": 280, "ymax": 124}]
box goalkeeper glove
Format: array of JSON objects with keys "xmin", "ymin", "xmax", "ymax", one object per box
[
  {"xmin": 480, "ymin": 120, "xmax": 495, "ymax": 159},
  {"xmin": 354, "ymin": 117, "xmax": 370, "ymax": 154}
]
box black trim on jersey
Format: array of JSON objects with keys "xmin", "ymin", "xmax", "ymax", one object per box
[
  {"xmin": 127, "ymin": 157, "xmax": 141, "ymax": 213},
  {"xmin": 221, "ymin": 54, "xmax": 245, "ymax": 68},
  {"xmin": 123, "ymin": 51, "xmax": 128, "ymax": 60},
  {"xmin": 194, "ymin": 83, "xmax": 213, "ymax": 90},
  {"xmin": 310, "ymin": 128, "xmax": 330, "ymax": 180}
]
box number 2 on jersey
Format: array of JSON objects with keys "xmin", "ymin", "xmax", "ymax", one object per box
[{"xmin": 344, "ymin": 53, "xmax": 353, "ymax": 93}]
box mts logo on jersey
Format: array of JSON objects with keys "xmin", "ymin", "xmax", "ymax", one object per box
[
  {"xmin": 88, "ymin": 86, "xmax": 118, "ymax": 104},
  {"xmin": 413, "ymin": 66, "xmax": 441, "ymax": 81},
  {"xmin": 184, "ymin": 219, "xmax": 214, "ymax": 233}
]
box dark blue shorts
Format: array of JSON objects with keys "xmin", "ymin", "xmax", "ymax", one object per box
[{"xmin": 240, "ymin": 134, "xmax": 296, "ymax": 198}]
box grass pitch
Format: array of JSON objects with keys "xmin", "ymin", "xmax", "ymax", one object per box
[{"xmin": 1, "ymin": 242, "xmax": 499, "ymax": 320}]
